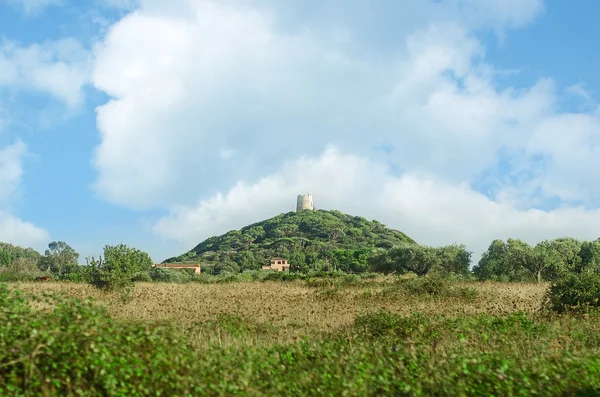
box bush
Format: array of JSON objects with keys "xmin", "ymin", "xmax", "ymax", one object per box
[
  {"xmin": 88, "ymin": 244, "xmax": 153, "ymax": 291},
  {"xmin": 0, "ymin": 258, "xmax": 45, "ymax": 282},
  {"xmin": 56, "ymin": 265, "xmax": 91, "ymax": 283},
  {"xmin": 543, "ymin": 272, "xmax": 600, "ymax": 314},
  {"xmin": 262, "ymin": 272, "xmax": 307, "ymax": 282},
  {"xmin": 397, "ymin": 275, "xmax": 453, "ymax": 296},
  {"xmin": 0, "ymin": 284, "xmax": 201, "ymax": 395},
  {"xmin": 131, "ymin": 271, "xmax": 152, "ymax": 282},
  {"xmin": 148, "ymin": 267, "xmax": 193, "ymax": 283},
  {"xmin": 354, "ymin": 310, "xmax": 431, "ymax": 338}
]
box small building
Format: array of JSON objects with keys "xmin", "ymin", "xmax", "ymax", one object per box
[
  {"xmin": 262, "ymin": 257, "xmax": 290, "ymax": 272},
  {"xmin": 152, "ymin": 263, "xmax": 201, "ymax": 275}
]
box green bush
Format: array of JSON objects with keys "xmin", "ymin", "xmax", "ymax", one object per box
[
  {"xmin": 0, "ymin": 258, "xmax": 45, "ymax": 282},
  {"xmin": 354, "ymin": 310, "xmax": 431, "ymax": 338},
  {"xmin": 148, "ymin": 267, "xmax": 193, "ymax": 283},
  {"xmin": 56, "ymin": 265, "xmax": 91, "ymax": 283},
  {"xmin": 88, "ymin": 244, "xmax": 153, "ymax": 291},
  {"xmin": 543, "ymin": 272, "xmax": 600, "ymax": 313},
  {"xmin": 0, "ymin": 284, "xmax": 201, "ymax": 395},
  {"xmin": 131, "ymin": 271, "xmax": 152, "ymax": 282},
  {"xmin": 396, "ymin": 275, "xmax": 453, "ymax": 296},
  {"xmin": 262, "ymin": 272, "xmax": 307, "ymax": 282}
]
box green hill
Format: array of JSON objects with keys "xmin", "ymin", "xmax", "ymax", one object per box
[{"xmin": 164, "ymin": 210, "xmax": 415, "ymax": 273}]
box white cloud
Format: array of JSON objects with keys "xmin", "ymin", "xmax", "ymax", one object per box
[
  {"xmin": 0, "ymin": 211, "xmax": 49, "ymax": 249},
  {"xmin": 89, "ymin": 0, "xmax": 600, "ymax": 260},
  {"xmin": 0, "ymin": 140, "xmax": 27, "ymax": 204},
  {"xmin": 0, "ymin": 141, "xmax": 49, "ymax": 249},
  {"xmin": 0, "ymin": 38, "xmax": 90, "ymax": 108},
  {"xmin": 154, "ymin": 147, "xmax": 600, "ymax": 262},
  {"xmin": 91, "ymin": 0, "xmax": 549, "ymax": 211},
  {"xmin": 1, "ymin": 0, "xmax": 63, "ymax": 16}
]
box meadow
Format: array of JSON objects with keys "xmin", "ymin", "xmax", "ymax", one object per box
[{"xmin": 2, "ymin": 276, "xmax": 600, "ymax": 396}]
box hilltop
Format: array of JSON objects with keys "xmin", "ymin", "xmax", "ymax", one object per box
[{"xmin": 164, "ymin": 209, "xmax": 415, "ymax": 272}]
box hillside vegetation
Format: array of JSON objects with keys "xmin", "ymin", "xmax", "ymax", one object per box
[{"xmin": 165, "ymin": 209, "xmax": 416, "ymax": 273}]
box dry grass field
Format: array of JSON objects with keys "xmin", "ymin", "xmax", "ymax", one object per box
[{"xmin": 10, "ymin": 278, "xmax": 548, "ymax": 347}]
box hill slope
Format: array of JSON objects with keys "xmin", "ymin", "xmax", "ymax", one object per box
[{"xmin": 164, "ymin": 210, "xmax": 415, "ymax": 272}]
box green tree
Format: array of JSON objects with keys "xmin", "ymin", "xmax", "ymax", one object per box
[
  {"xmin": 474, "ymin": 239, "xmax": 529, "ymax": 281},
  {"xmin": 368, "ymin": 248, "xmax": 395, "ymax": 274},
  {"xmin": 535, "ymin": 238, "xmax": 582, "ymax": 280},
  {"xmin": 39, "ymin": 241, "xmax": 80, "ymax": 275},
  {"xmin": 386, "ymin": 242, "xmax": 441, "ymax": 277},
  {"xmin": 235, "ymin": 251, "xmax": 257, "ymax": 271},
  {"xmin": 0, "ymin": 250, "xmax": 10, "ymax": 267},
  {"xmin": 504, "ymin": 239, "xmax": 543, "ymax": 283},
  {"xmin": 88, "ymin": 244, "xmax": 153, "ymax": 291},
  {"xmin": 578, "ymin": 239, "xmax": 600, "ymax": 274},
  {"xmin": 437, "ymin": 244, "xmax": 471, "ymax": 275}
]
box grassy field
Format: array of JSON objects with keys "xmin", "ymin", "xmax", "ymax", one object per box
[{"xmin": 2, "ymin": 277, "xmax": 600, "ymax": 396}]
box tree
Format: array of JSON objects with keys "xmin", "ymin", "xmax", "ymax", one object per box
[
  {"xmin": 535, "ymin": 238, "xmax": 582, "ymax": 280},
  {"xmin": 39, "ymin": 241, "xmax": 79, "ymax": 275},
  {"xmin": 437, "ymin": 244, "xmax": 471, "ymax": 275},
  {"xmin": 386, "ymin": 242, "xmax": 441, "ymax": 277},
  {"xmin": 88, "ymin": 244, "xmax": 153, "ymax": 290},
  {"xmin": 474, "ymin": 239, "xmax": 530, "ymax": 281},
  {"xmin": 578, "ymin": 239, "xmax": 600, "ymax": 274},
  {"xmin": 0, "ymin": 250, "xmax": 10, "ymax": 267},
  {"xmin": 235, "ymin": 251, "xmax": 257, "ymax": 271}
]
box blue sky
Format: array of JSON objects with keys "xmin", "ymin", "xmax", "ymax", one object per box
[{"xmin": 1, "ymin": 0, "xmax": 600, "ymax": 263}]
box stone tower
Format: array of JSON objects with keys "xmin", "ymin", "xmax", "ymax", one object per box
[{"xmin": 296, "ymin": 192, "xmax": 314, "ymax": 211}]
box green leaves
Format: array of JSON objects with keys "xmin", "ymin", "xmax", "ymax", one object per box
[
  {"xmin": 475, "ymin": 237, "xmax": 600, "ymax": 283},
  {"xmin": 88, "ymin": 244, "xmax": 153, "ymax": 291},
  {"xmin": 371, "ymin": 242, "xmax": 472, "ymax": 277},
  {"xmin": 39, "ymin": 241, "xmax": 80, "ymax": 275}
]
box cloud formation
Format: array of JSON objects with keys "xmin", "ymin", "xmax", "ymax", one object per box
[
  {"xmin": 0, "ymin": 37, "xmax": 90, "ymax": 108},
  {"xmin": 155, "ymin": 147, "xmax": 600, "ymax": 262},
  {"xmin": 0, "ymin": 141, "xmax": 49, "ymax": 249},
  {"xmin": 89, "ymin": 0, "xmax": 600, "ymax": 260}
]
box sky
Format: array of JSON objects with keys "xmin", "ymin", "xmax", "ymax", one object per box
[{"xmin": 1, "ymin": 0, "xmax": 600, "ymax": 264}]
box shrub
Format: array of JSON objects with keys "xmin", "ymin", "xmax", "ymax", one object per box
[
  {"xmin": 262, "ymin": 272, "xmax": 306, "ymax": 282},
  {"xmin": 131, "ymin": 271, "xmax": 152, "ymax": 282},
  {"xmin": 0, "ymin": 284, "xmax": 200, "ymax": 395},
  {"xmin": 0, "ymin": 257, "xmax": 45, "ymax": 282},
  {"xmin": 56, "ymin": 265, "xmax": 91, "ymax": 283},
  {"xmin": 543, "ymin": 272, "xmax": 600, "ymax": 314},
  {"xmin": 88, "ymin": 244, "xmax": 153, "ymax": 291},
  {"xmin": 397, "ymin": 275, "xmax": 453, "ymax": 296},
  {"xmin": 354, "ymin": 310, "xmax": 431, "ymax": 338},
  {"xmin": 148, "ymin": 267, "xmax": 193, "ymax": 283}
]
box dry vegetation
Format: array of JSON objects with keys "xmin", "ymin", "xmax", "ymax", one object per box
[{"xmin": 10, "ymin": 279, "xmax": 547, "ymax": 346}]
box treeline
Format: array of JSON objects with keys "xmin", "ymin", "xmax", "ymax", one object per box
[
  {"xmin": 2, "ymin": 236, "xmax": 600, "ymax": 285},
  {"xmin": 473, "ymin": 237, "xmax": 600, "ymax": 283},
  {"xmin": 0, "ymin": 241, "xmax": 153, "ymax": 288}
]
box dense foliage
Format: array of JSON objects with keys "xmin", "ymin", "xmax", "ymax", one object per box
[
  {"xmin": 0, "ymin": 242, "xmax": 41, "ymax": 267},
  {"xmin": 87, "ymin": 244, "xmax": 154, "ymax": 291},
  {"xmin": 369, "ymin": 242, "xmax": 472, "ymax": 277},
  {"xmin": 474, "ymin": 237, "xmax": 600, "ymax": 283},
  {"xmin": 165, "ymin": 210, "xmax": 416, "ymax": 273}
]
